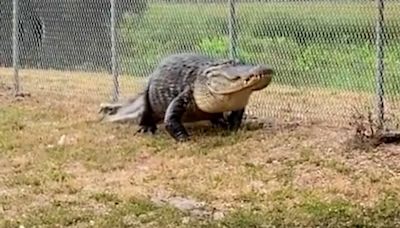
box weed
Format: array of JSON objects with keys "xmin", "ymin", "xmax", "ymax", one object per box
[{"xmin": 347, "ymin": 107, "xmax": 400, "ymax": 150}]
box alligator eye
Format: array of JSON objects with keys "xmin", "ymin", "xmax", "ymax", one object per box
[{"xmin": 232, "ymin": 76, "xmax": 241, "ymax": 80}]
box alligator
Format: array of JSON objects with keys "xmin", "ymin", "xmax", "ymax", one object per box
[{"xmin": 99, "ymin": 53, "xmax": 274, "ymax": 142}]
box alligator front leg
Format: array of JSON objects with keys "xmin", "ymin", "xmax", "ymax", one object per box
[
  {"xmin": 210, "ymin": 113, "xmax": 229, "ymax": 130},
  {"xmin": 164, "ymin": 92, "xmax": 190, "ymax": 142},
  {"xmin": 227, "ymin": 108, "xmax": 245, "ymax": 131}
]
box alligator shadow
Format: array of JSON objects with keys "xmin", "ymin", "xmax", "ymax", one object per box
[{"xmin": 182, "ymin": 119, "xmax": 275, "ymax": 138}]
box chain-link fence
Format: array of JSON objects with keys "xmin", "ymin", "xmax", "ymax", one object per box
[{"xmin": 1, "ymin": 0, "xmax": 399, "ymax": 129}]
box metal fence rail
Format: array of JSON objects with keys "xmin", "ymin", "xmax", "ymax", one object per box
[{"xmin": 1, "ymin": 0, "xmax": 399, "ymax": 129}]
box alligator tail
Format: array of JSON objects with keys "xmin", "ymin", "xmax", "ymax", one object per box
[{"xmin": 99, "ymin": 92, "xmax": 145, "ymax": 123}]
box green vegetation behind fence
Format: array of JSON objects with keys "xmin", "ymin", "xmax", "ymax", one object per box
[{"xmin": 118, "ymin": 2, "xmax": 400, "ymax": 94}]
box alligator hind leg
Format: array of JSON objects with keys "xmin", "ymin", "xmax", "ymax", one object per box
[
  {"xmin": 98, "ymin": 103, "xmax": 123, "ymax": 115},
  {"xmin": 164, "ymin": 92, "xmax": 190, "ymax": 142},
  {"xmin": 137, "ymin": 112, "xmax": 157, "ymax": 134},
  {"xmin": 227, "ymin": 108, "xmax": 245, "ymax": 131},
  {"xmin": 137, "ymin": 90, "xmax": 158, "ymax": 134},
  {"xmin": 137, "ymin": 115, "xmax": 157, "ymax": 134}
]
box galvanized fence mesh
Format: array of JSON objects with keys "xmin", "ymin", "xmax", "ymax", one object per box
[{"xmin": 1, "ymin": 0, "xmax": 399, "ymax": 129}]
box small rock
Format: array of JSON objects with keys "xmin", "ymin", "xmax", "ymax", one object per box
[
  {"xmin": 58, "ymin": 135, "xmax": 66, "ymax": 145},
  {"xmin": 137, "ymin": 164, "xmax": 150, "ymax": 171},
  {"xmin": 138, "ymin": 211, "xmax": 156, "ymax": 220},
  {"xmin": 89, "ymin": 220, "xmax": 95, "ymax": 226},
  {"xmin": 181, "ymin": 217, "xmax": 190, "ymax": 224},
  {"xmin": 213, "ymin": 211, "xmax": 225, "ymax": 220},
  {"xmin": 150, "ymin": 197, "xmax": 163, "ymax": 206},
  {"xmin": 122, "ymin": 214, "xmax": 140, "ymax": 226},
  {"xmin": 249, "ymin": 180, "xmax": 265, "ymax": 190},
  {"xmin": 168, "ymin": 196, "xmax": 205, "ymax": 211},
  {"xmin": 190, "ymin": 209, "xmax": 211, "ymax": 218}
]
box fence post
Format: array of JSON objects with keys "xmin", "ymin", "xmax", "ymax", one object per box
[
  {"xmin": 110, "ymin": 0, "xmax": 119, "ymax": 102},
  {"xmin": 12, "ymin": 0, "xmax": 20, "ymax": 96},
  {"xmin": 375, "ymin": 0, "xmax": 385, "ymax": 130},
  {"xmin": 228, "ymin": 0, "xmax": 237, "ymax": 59}
]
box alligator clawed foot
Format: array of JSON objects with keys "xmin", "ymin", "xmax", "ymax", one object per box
[
  {"xmin": 210, "ymin": 116, "xmax": 231, "ymax": 131},
  {"xmin": 175, "ymin": 135, "xmax": 190, "ymax": 142},
  {"xmin": 211, "ymin": 119, "xmax": 229, "ymax": 130},
  {"xmin": 165, "ymin": 124, "xmax": 190, "ymax": 142},
  {"xmin": 171, "ymin": 133, "xmax": 190, "ymax": 142},
  {"xmin": 136, "ymin": 125, "xmax": 157, "ymax": 135}
]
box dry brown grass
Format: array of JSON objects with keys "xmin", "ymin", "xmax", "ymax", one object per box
[{"xmin": 1, "ymin": 67, "xmax": 400, "ymax": 227}]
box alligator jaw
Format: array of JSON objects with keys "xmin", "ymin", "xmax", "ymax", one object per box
[
  {"xmin": 250, "ymin": 65, "xmax": 274, "ymax": 91},
  {"xmin": 206, "ymin": 64, "xmax": 274, "ymax": 95}
]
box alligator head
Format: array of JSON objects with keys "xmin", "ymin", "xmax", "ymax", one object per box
[
  {"xmin": 193, "ymin": 61, "xmax": 274, "ymax": 113},
  {"xmin": 204, "ymin": 62, "xmax": 274, "ymax": 95}
]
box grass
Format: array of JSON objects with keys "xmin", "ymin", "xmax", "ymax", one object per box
[{"xmin": 1, "ymin": 68, "xmax": 400, "ymax": 227}]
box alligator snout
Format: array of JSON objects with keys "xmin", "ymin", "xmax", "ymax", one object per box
[
  {"xmin": 254, "ymin": 65, "xmax": 274, "ymax": 77},
  {"xmin": 250, "ymin": 65, "xmax": 274, "ymax": 91}
]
